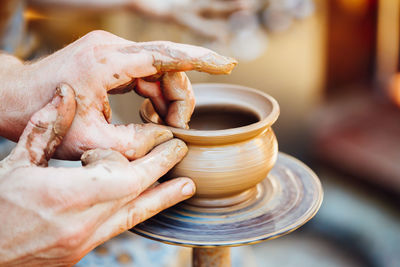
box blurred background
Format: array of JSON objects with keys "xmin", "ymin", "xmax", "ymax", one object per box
[{"xmin": 1, "ymin": 0, "xmax": 400, "ymax": 266}]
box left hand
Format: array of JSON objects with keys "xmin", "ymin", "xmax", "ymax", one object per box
[{"xmin": 1, "ymin": 30, "xmax": 236, "ymax": 160}]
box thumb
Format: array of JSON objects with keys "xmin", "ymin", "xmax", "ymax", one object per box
[
  {"xmin": 61, "ymin": 119, "xmax": 174, "ymax": 161},
  {"xmin": 4, "ymin": 83, "xmax": 76, "ymax": 167}
]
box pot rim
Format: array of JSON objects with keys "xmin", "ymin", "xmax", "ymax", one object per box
[{"xmin": 140, "ymin": 83, "xmax": 280, "ymax": 144}]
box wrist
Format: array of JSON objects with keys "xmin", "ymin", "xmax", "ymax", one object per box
[{"xmin": 0, "ymin": 56, "xmax": 53, "ymax": 141}]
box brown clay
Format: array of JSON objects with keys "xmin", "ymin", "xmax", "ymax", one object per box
[
  {"xmin": 140, "ymin": 83, "xmax": 280, "ymax": 207},
  {"xmin": 119, "ymin": 44, "xmax": 237, "ymax": 74}
]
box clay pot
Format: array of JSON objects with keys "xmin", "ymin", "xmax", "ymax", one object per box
[{"xmin": 140, "ymin": 83, "xmax": 280, "ymax": 207}]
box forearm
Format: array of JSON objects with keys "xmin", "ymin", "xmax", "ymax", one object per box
[{"xmin": 0, "ymin": 53, "xmax": 53, "ymax": 141}]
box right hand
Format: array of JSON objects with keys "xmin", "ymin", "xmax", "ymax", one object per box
[{"xmin": 0, "ymin": 84, "xmax": 195, "ymax": 266}]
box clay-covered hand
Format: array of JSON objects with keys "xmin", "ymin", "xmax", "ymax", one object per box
[
  {"xmin": 0, "ymin": 84, "xmax": 195, "ymax": 266},
  {"xmin": 0, "ymin": 30, "xmax": 236, "ymax": 160}
]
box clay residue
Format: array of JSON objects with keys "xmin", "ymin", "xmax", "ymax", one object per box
[
  {"xmin": 119, "ymin": 43, "xmax": 237, "ymax": 75},
  {"xmin": 102, "ymin": 99, "xmax": 112, "ymax": 123},
  {"xmin": 99, "ymin": 58, "xmax": 107, "ymax": 64},
  {"xmin": 75, "ymin": 95, "xmax": 97, "ymax": 120},
  {"xmin": 108, "ymin": 79, "xmax": 137, "ymax": 95},
  {"xmin": 26, "ymin": 124, "xmax": 48, "ymax": 166}
]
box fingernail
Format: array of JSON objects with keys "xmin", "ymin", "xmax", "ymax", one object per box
[
  {"xmin": 58, "ymin": 83, "xmax": 69, "ymax": 97},
  {"xmin": 181, "ymin": 182, "xmax": 195, "ymax": 196},
  {"xmin": 155, "ymin": 128, "xmax": 173, "ymax": 143},
  {"xmin": 52, "ymin": 83, "xmax": 76, "ymax": 138},
  {"xmin": 51, "ymin": 87, "xmax": 64, "ymax": 106},
  {"xmin": 125, "ymin": 149, "xmax": 135, "ymax": 158},
  {"xmin": 173, "ymin": 139, "xmax": 187, "ymax": 156},
  {"xmin": 176, "ymin": 120, "xmax": 188, "ymax": 129}
]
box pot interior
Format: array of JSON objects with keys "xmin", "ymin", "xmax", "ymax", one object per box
[
  {"xmin": 140, "ymin": 83, "xmax": 280, "ymax": 145},
  {"xmin": 189, "ymin": 104, "xmax": 260, "ymax": 130}
]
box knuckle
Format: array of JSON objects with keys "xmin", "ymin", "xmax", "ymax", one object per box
[
  {"xmin": 82, "ymin": 30, "xmax": 114, "ymax": 43},
  {"xmin": 72, "ymin": 30, "xmax": 117, "ymax": 69},
  {"xmin": 73, "ymin": 44, "xmax": 95, "ymax": 63},
  {"xmin": 161, "ymin": 40, "xmax": 174, "ymax": 46},
  {"xmin": 125, "ymin": 206, "xmax": 140, "ymax": 228},
  {"xmin": 56, "ymin": 224, "xmax": 87, "ymax": 251},
  {"xmin": 125, "ymin": 147, "xmax": 142, "ymax": 160}
]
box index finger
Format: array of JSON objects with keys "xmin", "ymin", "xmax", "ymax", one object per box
[
  {"xmin": 135, "ymin": 72, "xmax": 195, "ymax": 129},
  {"xmin": 118, "ymin": 41, "xmax": 237, "ymax": 75},
  {"xmin": 42, "ymin": 139, "xmax": 188, "ymax": 210}
]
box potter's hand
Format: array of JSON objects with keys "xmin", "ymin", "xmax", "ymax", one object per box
[
  {"xmin": 0, "ymin": 84, "xmax": 195, "ymax": 266},
  {"xmin": 0, "ymin": 30, "xmax": 236, "ymax": 160}
]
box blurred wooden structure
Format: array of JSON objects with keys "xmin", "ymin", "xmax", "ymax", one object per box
[
  {"xmin": 314, "ymin": 0, "xmax": 400, "ymax": 194},
  {"xmin": 326, "ymin": 0, "xmax": 377, "ymax": 93}
]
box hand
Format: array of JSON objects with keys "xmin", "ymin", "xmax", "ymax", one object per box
[
  {"xmin": 0, "ymin": 30, "xmax": 236, "ymax": 160},
  {"xmin": 0, "ymin": 84, "xmax": 195, "ymax": 266}
]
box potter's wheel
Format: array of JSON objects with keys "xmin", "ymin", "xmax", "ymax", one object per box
[{"xmin": 131, "ymin": 153, "xmax": 323, "ymax": 247}]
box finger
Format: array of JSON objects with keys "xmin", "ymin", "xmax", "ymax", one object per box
[
  {"xmin": 92, "ymin": 41, "xmax": 236, "ymax": 97},
  {"xmin": 81, "ymin": 148, "xmax": 129, "ymax": 166},
  {"xmin": 136, "ymin": 79, "xmax": 169, "ymax": 118},
  {"xmin": 118, "ymin": 139, "xmax": 188, "ymax": 200},
  {"xmin": 84, "ymin": 177, "xmax": 195, "ymax": 248},
  {"xmin": 84, "ymin": 38, "xmax": 236, "ymax": 93},
  {"xmin": 48, "ymin": 139, "xmax": 188, "ymax": 209},
  {"xmin": 106, "ymin": 122, "xmax": 172, "ymax": 160},
  {"xmin": 57, "ymin": 114, "xmax": 173, "ymax": 160},
  {"xmin": 118, "ymin": 41, "xmax": 237, "ymax": 75},
  {"xmin": 92, "ymin": 43, "xmax": 157, "ymax": 91},
  {"xmin": 4, "ymin": 83, "xmax": 76, "ymax": 167},
  {"xmin": 162, "ymin": 72, "xmax": 195, "ymax": 129},
  {"xmin": 103, "ymin": 123, "xmax": 172, "ymax": 160},
  {"xmin": 135, "ymin": 72, "xmax": 195, "ymax": 129}
]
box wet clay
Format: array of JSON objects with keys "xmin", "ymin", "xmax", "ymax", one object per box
[
  {"xmin": 189, "ymin": 105, "xmax": 259, "ymax": 130},
  {"xmin": 119, "ymin": 44, "xmax": 237, "ymax": 74},
  {"xmin": 140, "ymin": 83, "xmax": 280, "ymax": 204}
]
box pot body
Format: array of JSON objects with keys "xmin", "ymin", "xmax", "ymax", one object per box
[
  {"xmin": 140, "ymin": 83, "xmax": 280, "ymax": 206},
  {"xmin": 166, "ymin": 128, "xmax": 278, "ymax": 198}
]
